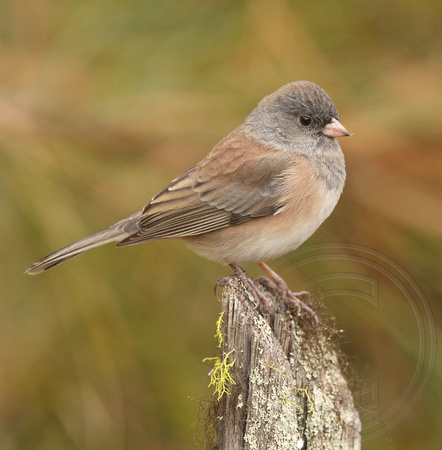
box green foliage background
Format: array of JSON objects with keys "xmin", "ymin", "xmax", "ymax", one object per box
[{"xmin": 1, "ymin": 0, "xmax": 440, "ymax": 448}]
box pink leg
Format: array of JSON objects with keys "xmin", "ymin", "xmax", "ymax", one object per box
[{"xmin": 258, "ymin": 262, "xmax": 318, "ymax": 324}]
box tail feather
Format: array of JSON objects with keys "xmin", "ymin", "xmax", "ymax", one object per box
[{"xmin": 26, "ymin": 212, "xmax": 142, "ymax": 275}]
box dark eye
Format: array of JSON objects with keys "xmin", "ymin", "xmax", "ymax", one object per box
[{"xmin": 299, "ymin": 116, "xmax": 312, "ymax": 126}]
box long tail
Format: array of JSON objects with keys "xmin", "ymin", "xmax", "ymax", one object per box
[{"xmin": 26, "ymin": 212, "xmax": 142, "ymax": 275}]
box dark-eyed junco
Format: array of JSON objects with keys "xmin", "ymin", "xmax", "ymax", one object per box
[{"xmin": 26, "ymin": 81, "xmax": 350, "ymax": 320}]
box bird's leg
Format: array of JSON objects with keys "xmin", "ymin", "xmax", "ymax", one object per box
[
  {"xmin": 222, "ymin": 263, "xmax": 273, "ymax": 312},
  {"xmin": 258, "ymin": 262, "xmax": 318, "ymax": 324},
  {"xmin": 258, "ymin": 262, "xmax": 309, "ymax": 297}
]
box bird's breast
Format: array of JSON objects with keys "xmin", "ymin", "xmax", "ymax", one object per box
[{"xmin": 183, "ymin": 181, "xmax": 343, "ymax": 265}]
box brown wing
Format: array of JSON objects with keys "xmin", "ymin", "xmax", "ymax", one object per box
[{"xmin": 117, "ymin": 130, "xmax": 293, "ymax": 246}]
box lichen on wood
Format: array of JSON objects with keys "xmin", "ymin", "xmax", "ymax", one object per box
[{"xmin": 213, "ymin": 277, "xmax": 361, "ymax": 450}]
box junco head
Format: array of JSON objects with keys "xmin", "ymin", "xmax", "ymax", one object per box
[{"xmin": 26, "ymin": 80, "xmax": 351, "ymax": 315}]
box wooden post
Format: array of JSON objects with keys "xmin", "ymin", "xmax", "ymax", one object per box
[{"xmin": 213, "ymin": 278, "xmax": 361, "ymax": 449}]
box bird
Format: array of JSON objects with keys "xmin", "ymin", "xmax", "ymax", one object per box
[{"xmin": 26, "ymin": 81, "xmax": 351, "ymax": 321}]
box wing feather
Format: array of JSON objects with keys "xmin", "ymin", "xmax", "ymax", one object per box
[{"xmin": 118, "ymin": 130, "xmax": 295, "ymax": 246}]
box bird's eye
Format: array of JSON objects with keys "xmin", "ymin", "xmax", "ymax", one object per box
[{"xmin": 299, "ymin": 116, "xmax": 312, "ymax": 126}]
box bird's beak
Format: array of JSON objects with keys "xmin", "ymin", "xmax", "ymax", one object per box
[{"xmin": 322, "ymin": 118, "xmax": 351, "ymax": 138}]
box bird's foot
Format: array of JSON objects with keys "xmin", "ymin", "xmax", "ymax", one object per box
[
  {"xmin": 216, "ymin": 263, "xmax": 317, "ymax": 323},
  {"xmin": 258, "ymin": 262, "xmax": 318, "ymax": 324},
  {"xmin": 214, "ymin": 275, "xmax": 234, "ymax": 300},
  {"xmin": 215, "ymin": 263, "xmax": 273, "ymax": 312}
]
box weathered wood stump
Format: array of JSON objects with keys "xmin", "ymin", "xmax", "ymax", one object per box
[{"xmin": 213, "ymin": 277, "xmax": 361, "ymax": 449}]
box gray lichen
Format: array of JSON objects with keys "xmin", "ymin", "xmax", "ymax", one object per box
[{"xmin": 214, "ymin": 278, "xmax": 361, "ymax": 450}]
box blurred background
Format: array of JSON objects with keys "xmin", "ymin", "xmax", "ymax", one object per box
[{"xmin": 0, "ymin": 0, "xmax": 440, "ymax": 448}]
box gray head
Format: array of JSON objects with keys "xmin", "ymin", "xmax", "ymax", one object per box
[{"xmin": 243, "ymin": 81, "xmax": 350, "ymax": 155}]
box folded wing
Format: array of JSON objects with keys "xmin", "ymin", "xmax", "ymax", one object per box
[{"xmin": 117, "ymin": 134, "xmax": 293, "ymax": 246}]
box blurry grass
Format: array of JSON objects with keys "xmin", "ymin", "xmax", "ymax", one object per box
[{"xmin": 0, "ymin": 0, "xmax": 441, "ymax": 448}]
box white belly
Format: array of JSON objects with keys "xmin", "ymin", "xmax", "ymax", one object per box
[
  {"xmin": 184, "ymin": 187, "xmax": 342, "ymax": 264},
  {"xmin": 233, "ymin": 187, "xmax": 342, "ymax": 262}
]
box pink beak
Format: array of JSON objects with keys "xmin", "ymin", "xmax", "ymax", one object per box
[{"xmin": 322, "ymin": 118, "xmax": 351, "ymax": 138}]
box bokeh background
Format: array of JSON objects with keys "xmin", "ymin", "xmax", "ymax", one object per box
[{"xmin": 1, "ymin": 0, "xmax": 440, "ymax": 448}]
